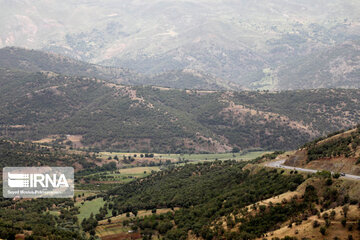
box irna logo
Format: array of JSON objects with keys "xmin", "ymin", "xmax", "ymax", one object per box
[
  {"xmin": 7, "ymin": 172, "xmax": 69, "ymax": 188},
  {"xmin": 3, "ymin": 167, "xmax": 74, "ymax": 198}
]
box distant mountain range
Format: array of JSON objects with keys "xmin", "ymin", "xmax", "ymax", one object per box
[
  {"xmin": 0, "ymin": 47, "xmax": 241, "ymax": 90},
  {"xmin": 1, "ymin": 0, "xmax": 359, "ymax": 90}
]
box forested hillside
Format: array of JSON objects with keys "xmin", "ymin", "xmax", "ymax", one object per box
[
  {"xmin": 0, "ymin": 139, "xmax": 98, "ymax": 169},
  {"xmin": 106, "ymin": 161, "xmax": 304, "ymax": 239},
  {"xmin": 1, "ymin": 68, "xmax": 360, "ymax": 152},
  {"xmin": 0, "ymin": 196, "xmax": 85, "ymax": 240},
  {"xmin": 102, "ymin": 161, "xmax": 360, "ymax": 239}
]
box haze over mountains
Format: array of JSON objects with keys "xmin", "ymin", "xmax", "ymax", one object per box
[{"xmin": 1, "ymin": 0, "xmax": 359, "ymax": 90}]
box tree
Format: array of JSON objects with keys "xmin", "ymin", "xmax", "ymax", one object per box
[
  {"xmin": 112, "ymin": 210, "xmax": 117, "ymax": 216},
  {"xmin": 231, "ymin": 147, "xmax": 240, "ymax": 153},
  {"xmin": 342, "ymin": 205, "xmax": 349, "ymax": 218},
  {"xmin": 132, "ymin": 209, "xmax": 138, "ymax": 216},
  {"xmin": 320, "ymin": 226, "xmax": 326, "ymax": 235},
  {"xmin": 341, "ymin": 218, "xmax": 347, "ymax": 227},
  {"xmin": 313, "ymin": 220, "xmax": 320, "ymax": 228}
]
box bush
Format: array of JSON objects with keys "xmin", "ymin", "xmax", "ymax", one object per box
[{"xmin": 333, "ymin": 173, "xmax": 340, "ymax": 179}]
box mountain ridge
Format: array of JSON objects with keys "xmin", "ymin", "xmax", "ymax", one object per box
[
  {"xmin": 0, "ymin": 46, "xmax": 241, "ymax": 90},
  {"xmin": 1, "ymin": 0, "xmax": 359, "ymax": 89},
  {"xmin": 1, "ymin": 67, "xmax": 360, "ymax": 152}
]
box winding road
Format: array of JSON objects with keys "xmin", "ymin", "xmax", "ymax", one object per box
[{"xmin": 265, "ymin": 159, "xmax": 360, "ymax": 181}]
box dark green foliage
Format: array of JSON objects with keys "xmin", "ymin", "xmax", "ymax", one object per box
[
  {"xmin": 0, "ymin": 196, "xmax": 85, "ymax": 239},
  {"xmin": 109, "ymin": 162, "xmax": 304, "ymax": 239},
  {"xmin": 2, "ymin": 68, "xmax": 360, "ymax": 152},
  {"xmin": 0, "ymin": 139, "xmax": 90, "ymax": 168},
  {"xmin": 307, "ymin": 137, "xmax": 353, "ymax": 162},
  {"xmin": 238, "ymin": 201, "xmax": 307, "ymax": 238},
  {"xmin": 305, "ymin": 127, "xmax": 360, "ymax": 162},
  {"xmin": 81, "ymin": 213, "xmax": 98, "ymax": 232}
]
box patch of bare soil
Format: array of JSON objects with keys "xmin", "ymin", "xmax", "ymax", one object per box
[
  {"xmin": 33, "ymin": 135, "xmax": 59, "ymax": 143},
  {"xmin": 66, "ymin": 134, "xmax": 83, "ymax": 148},
  {"xmin": 284, "ymin": 149, "xmax": 308, "ymax": 167}
]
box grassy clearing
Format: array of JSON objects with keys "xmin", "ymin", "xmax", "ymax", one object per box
[
  {"xmin": 82, "ymin": 166, "xmax": 161, "ymax": 184},
  {"xmin": 74, "ymin": 190, "xmax": 98, "ymax": 198},
  {"xmin": 76, "ymin": 197, "xmax": 105, "ymax": 223}
]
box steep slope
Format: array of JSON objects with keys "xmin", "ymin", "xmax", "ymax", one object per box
[
  {"xmin": 1, "ymin": 68, "xmax": 360, "ymax": 152},
  {"xmin": 285, "ymin": 127, "xmax": 360, "ymax": 175},
  {"xmin": 103, "ymin": 161, "xmax": 360, "ymax": 240}
]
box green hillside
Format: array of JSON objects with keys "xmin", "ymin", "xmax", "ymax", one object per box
[{"xmin": 1, "ymin": 68, "xmax": 360, "ymax": 152}]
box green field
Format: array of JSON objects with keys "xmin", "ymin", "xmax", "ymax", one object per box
[
  {"xmin": 76, "ymin": 197, "xmax": 106, "ymax": 223},
  {"xmin": 168, "ymin": 151, "xmax": 270, "ymax": 161},
  {"xmin": 98, "ymin": 151, "xmax": 269, "ymax": 162},
  {"xmin": 81, "ymin": 166, "xmax": 161, "ymax": 183}
]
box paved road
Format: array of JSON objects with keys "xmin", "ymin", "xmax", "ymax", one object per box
[{"xmin": 266, "ymin": 159, "xmax": 360, "ymax": 181}]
